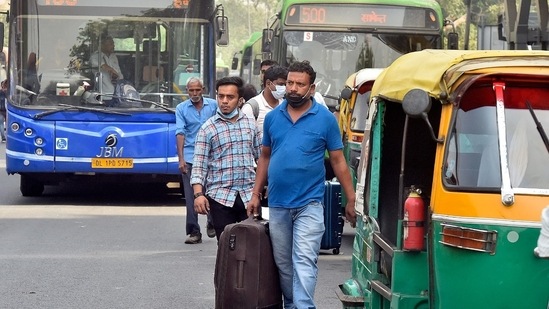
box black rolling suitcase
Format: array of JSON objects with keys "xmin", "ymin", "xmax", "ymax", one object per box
[
  {"xmin": 214, "ymin": 216, "xmax": 283, "ymax": 309},
  {"xmin": 321, "ymin": 181, "xmax": 345, "ymax": 254}
]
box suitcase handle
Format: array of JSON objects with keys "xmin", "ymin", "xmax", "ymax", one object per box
[{"xmin": 245, "ymin": 215, "xmax": 270, "ymax": 236}]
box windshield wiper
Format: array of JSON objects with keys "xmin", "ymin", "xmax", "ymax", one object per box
[
  {"xmin": 15, "ymin": 85, "xmax": 37, "ymax": 96},
  {"xmin": 110, "ymin": 95, "xmax": 175, "ymax": 113},
  {"xmin": 525, "ymin": 100, "xmax": 549, "ymax": 155},
  {"xmin": 34, "ymin": 104, "xmax": 131, "ymax": 119}
]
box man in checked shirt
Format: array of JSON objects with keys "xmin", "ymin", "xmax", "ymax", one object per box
[{"xmin": 190, "ymin": 76, "xmax": 261, "ymax": 240}]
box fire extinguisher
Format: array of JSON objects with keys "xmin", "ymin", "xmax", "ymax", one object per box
[{"xmin": 403, "ymin": 186, "xmax": 425, "ymax": 251}]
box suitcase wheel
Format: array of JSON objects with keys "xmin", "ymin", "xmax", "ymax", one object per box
[{"xmin": 333, "ymin": 248, "xmax": 340, "ymax": 255}]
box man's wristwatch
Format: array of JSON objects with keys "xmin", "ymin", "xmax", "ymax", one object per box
[{"xmin": 193, "ymin": 192, "xmax": 205, "ymax": 199}]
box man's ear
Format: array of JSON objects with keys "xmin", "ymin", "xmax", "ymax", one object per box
[{"xmin": 238, "ymin": 97, "xmax": 244, "ymax": 105}]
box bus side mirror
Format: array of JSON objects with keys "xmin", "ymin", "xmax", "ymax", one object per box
[
  {"xmin": 262, "ymin": 28, "xmax": 273, "ymax": 53},
  {"xmin": 216, "ymin": 16, "xmax": 229, "ymax": 46},
  {"xmin": 0, "ymin": 23, "xmax": 4, "ymax": 51},
  {"xmin": 252, "ymin": 59, "xmax": 261, "ymax": 75},
  {"xmin": 447, "ymin": 32, "xmax": 458, "ymax": 50},
  {"xmin": 402, "ymin": 89, "xmax": 444, "ymax": 143},
  {"xmin": 231, "ymin": 52, "xmax": 240, "ymax": 70}
]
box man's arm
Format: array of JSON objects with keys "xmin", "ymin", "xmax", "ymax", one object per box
[
  {"xmin": 247, "ymin": 145, "xmax": 271, "ymax": 217},
  {"xmin": 190, "ymin": 126, "xmax": 211, "ymax": 215},
  {"xmin": 176, "ymin": 134, "xmax": 187, "ymax": 174},
  {"xmin": 329, "ymin": 149, "xmax": 357, "ymax": 227}
]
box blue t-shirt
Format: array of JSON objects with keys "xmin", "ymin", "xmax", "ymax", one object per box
[
  {"xmin": 263, "ymin": 99, "xmax": 343, "ymax": 208},
  {"xmin": 175, "ymin": 97, "xmax": 217, "ymax": 163}
]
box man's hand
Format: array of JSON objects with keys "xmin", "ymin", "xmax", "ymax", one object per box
[
  {"xmin": 246, "ymin": 194, "xmax": 261, "ymax": 217},
  {"xmin": 101, "ymin": 64, "xmax": 119, "ymax": 80},
  {"xmin": 344, "ymin": 201, "xmax": 357, "ymax": 228},
  {"xmin": 194, "ymin": 195, "xmax": 210, "ymax": 215},
  {"xmin": 178, "ymin": 162, "xmax": 188, "ymax": 174}
]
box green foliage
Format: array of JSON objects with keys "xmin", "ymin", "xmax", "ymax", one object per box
[
  {"xmin": 217, "ymin": 0, "xmax": 279, "ymax": 65},
  {"xmin": 437, "ymin": 0, "xmax": 503, "ymax": 50}
]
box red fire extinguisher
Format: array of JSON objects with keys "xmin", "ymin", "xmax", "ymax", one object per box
[{"xmin": 403, "ymin": 186, "xmax": 425, "ymax": 251}]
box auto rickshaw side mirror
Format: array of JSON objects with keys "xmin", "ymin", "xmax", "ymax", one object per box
[
  {"xmin": 402, "ymin": 89, "xmax": 444, "ymax": 143},
  {"xmin": 340, "ymin": 87, "xmax": 352, "ymax": 100}
]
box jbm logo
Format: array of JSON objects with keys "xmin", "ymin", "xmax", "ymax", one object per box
[{"xmin": 96, "ymin": 134, "xmax": 124, "ymax": 157}]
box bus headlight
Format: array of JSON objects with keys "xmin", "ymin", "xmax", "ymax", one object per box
[
  {"xmin": 35, "ymin": 137, "xmax": 44, "ymax": 146},
  {"xmin": 25, "ymin": 128, "xmax": 33, "ymax": 136},
  {"xmin": 35, "ymin": 148, "xmax": 43, "ymax": 156},
  {"xmin": 10, "ymin": 122, "xmax": 20, "ymax": 132}
]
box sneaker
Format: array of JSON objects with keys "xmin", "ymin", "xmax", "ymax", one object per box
[
  {"xmin": 206, "ymin": 223, "xmax": 216, "ymax": 238},
  {"xmin": 184, "ymin": 233, "xmax": 202, "ymax": 244},
  {"xmin": 1, "ymin": 138, "xmax": 5, "ymax": 143}
]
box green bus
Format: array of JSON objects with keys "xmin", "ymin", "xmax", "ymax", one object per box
[
  {"xmin": 261, "ymin": 0, "xmax": 446, "ymax": 109},
  {"xmin": 231, "ymin": 31, "xmax": 263, "ymax": 90}
]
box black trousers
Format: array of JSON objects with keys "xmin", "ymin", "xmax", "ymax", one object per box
[{"xmin": 208, "ymin": 193, "xmax": 248, "ymax": 241}]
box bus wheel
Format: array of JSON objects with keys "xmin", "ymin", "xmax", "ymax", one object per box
[{"xmin": 20, "ymin": 175, "xmax": 45, "ymax": 197}]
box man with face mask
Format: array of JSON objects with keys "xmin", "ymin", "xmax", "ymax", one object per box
[
  {"xmin": 191, "ymin": 76, "xmax": 261, "ymax": 239},
  {"xmin": 242, "ymin": 65, "xmax": 288, "ymax": 137},
  {"xmin": 247, "ymin": 60, "xmax": 357, "ymax": 309},
  {"xmin": 176, "ymin": 77, "xmax": 217, "ymax": 244}
]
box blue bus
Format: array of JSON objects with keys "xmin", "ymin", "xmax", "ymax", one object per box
[{"xmin": 3, "ymin": 0, "xmax": 229, "ymax": 196}]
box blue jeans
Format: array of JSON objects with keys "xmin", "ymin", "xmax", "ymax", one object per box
[
  {"xmin": 269, "ymin": 201, "xmax": 325, "ymax": 309},
  {"xmin": 181, "ymin": 162, "xmax": 212, "ymax": 235}
]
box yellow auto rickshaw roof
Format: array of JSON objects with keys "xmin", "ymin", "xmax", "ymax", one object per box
[{"xmin": 371, "ymin": 49, "xmax": 549, "ymax": 103}]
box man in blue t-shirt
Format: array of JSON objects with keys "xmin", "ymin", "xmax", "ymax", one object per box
[
  {"xmin": 176, "ymin": 77, "xmax": 217, "ymax": 244},
  {"xmin": 248, "ymin": 60, "xmax": 357, "ymax": 309}
]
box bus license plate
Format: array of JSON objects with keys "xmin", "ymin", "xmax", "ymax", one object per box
[{"xmin": 91, "ymin": 158, "xmax": 134, "ymax": 169}]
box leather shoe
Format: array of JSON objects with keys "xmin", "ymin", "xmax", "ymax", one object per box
[
  {"xmin": 185, "ymin": 233, "xmax": 202, "ymax": 244},
  {"xmin": 206, "ymin": 223, "xmax": 216, "ymax": 238}
]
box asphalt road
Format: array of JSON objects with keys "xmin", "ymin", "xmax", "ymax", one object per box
[{"xmin": 0, "ymin": 143, "xmax": 355, "ymax": 309}]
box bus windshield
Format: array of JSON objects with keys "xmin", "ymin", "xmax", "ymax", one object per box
[
  {"xmin": 283, "ymin": 31, "xmax": 439, "ymax": 99},
  {"xmin": 12, "ymin": 15, "xmax": 211, "ymax": 108}
]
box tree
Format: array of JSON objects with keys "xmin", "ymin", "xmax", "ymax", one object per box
[
  {"xmin": 217, "ymin": 0, "xmax": 279, "ymax": 64},
  {"xmin": 438, "ymin": 0, "xmax": 503, "ymax": 49}
]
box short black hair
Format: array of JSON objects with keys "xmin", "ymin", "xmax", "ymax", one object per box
[
  {"xmin": 216, "ymin": 76, "xmax": 244, "ymax": 98},
  {"xmin": 288, "ymin": 60, "xmax": 316, "ymax": 84},
  {"xmin": 242, "ymin": 83, "xmax": 258, "ymax": 101},
  {"xmin": 260, "ymin": 59, "xmax": 278, "ymax": 68},
  {"xmin": 263, "ymin": 65, "xmax": 288, "ymax": 87}
]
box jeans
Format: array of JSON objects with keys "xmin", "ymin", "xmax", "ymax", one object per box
[
  {"xmin": 269, "ymin": 201, "xmax": 325, "ymax": 309},
  {"xmin": 181, "ymin": 162, "xmax": 212, "ymax": 235}
]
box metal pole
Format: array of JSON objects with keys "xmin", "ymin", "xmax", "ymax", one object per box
[{"xmin": 464, "ymin": 0, "xmax": 472, "ymax": 50}]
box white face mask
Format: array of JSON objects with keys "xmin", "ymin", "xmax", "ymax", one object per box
[{"xmin": 270, "ymin": 84, "xmax": 286, "ymax": 100}]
